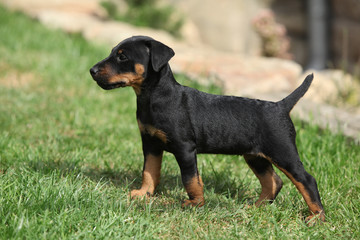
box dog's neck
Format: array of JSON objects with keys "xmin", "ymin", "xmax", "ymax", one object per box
[
  {"xmin": 136, "ymin": 64, "xmax": 179, "ymax": 120},
  {"xmin": 138, "ymin": 64, "xmax": 178, "ymax": 97}
]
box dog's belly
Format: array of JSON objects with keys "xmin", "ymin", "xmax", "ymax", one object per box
[
  {"xmin": 194, "ymin": 124, "xmax": 254, "ymax": 155},
  {"xmin": 197, "ymin": 144, "xmax": 250, "ymax": 155}
]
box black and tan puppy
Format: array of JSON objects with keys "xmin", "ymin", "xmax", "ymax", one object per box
[{"xmin": 90, "ymin": 36, "xmax": 325, "ymax": 223}]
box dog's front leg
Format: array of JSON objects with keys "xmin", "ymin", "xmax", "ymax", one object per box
[
  {"xmin": 130, "ymin": 147, "xmax": 163, "ymax": 199},
  {"xmin": 175, "ymin": 148, "xmax": 204, "ymax": 207}
]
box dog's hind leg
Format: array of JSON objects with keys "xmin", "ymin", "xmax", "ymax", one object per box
[
  {"xmin": 262, "ymin": 143, "xmax": 325, "ymax": 224},
  {"xmin": 244, "ymin": 154, "xmax": 283, "ymax": 206}
]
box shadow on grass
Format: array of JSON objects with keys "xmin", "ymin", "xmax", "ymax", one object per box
[{"xmin": 26, "ymin": 158, "xmax": 253, "ymax": 206}]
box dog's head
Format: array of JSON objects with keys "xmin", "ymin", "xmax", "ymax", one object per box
[{"xmin": 90, "ymin": 36, "xmax": 174, "ymax": 95}]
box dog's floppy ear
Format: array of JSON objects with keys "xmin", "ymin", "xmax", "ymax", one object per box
[{"xmin": 148, "ymin": 40, "xmax": 175, "ymax": 72}]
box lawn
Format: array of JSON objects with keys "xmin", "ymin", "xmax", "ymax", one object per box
[{"xmin": 0, "ymin": 5, "xmax": 359, "ymax": 239}]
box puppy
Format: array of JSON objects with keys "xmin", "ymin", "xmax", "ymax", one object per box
[{"xmin": 90, "ymin": 36, "xmax": 325, "ymax": 223}]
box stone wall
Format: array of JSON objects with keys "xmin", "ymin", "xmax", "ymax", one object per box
[{"xmin": 168, "ymin": 0, "xmax": 269, "ymax": 55}]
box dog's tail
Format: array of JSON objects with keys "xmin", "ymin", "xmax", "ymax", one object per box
[{"xmin": 279, "ymin": 73, "xmax": 313, "ymax": 112}]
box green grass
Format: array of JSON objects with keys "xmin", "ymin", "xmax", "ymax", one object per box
[
  {"xmin": 1, "ymin": 5, "xmax": 360, "ymax": 239},
  {"xmin": 101, "ymin": 0, "xmax": 183, "ymax": 38}
]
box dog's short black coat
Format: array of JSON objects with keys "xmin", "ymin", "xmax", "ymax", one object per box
[{"xmin": 90, "ymin": 36, "xmax": 325, "ymax": 224}]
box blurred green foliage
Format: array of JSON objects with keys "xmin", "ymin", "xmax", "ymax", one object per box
[{"xmin": 101, "ymin": 0, "xmax": 184, "ymax": 37}]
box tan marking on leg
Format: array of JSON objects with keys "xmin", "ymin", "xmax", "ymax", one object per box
[
  {"xmin": 257, "ymin": 153, "xmax": 324, "ymax": 222},
  {"xmin": 257, "ymin": 153, "xmax": 272, "ymax": 161},
  {"xmin": 137, "ymin": 119, "xmax": 167, "ymax": 143},
  {"xmin": 280, "ymin": 168, "xmax": 324, "ymax": 220},
  {"xmin": 182, "ymin": 176, "xmax": 204, "ymax": 207},
  {"xmin": 244, "ymin": 154, "xmax": 282, "ymax": 206},
  {"xmin": 253, "ymin": 169, "xmax": 283, "ymax": 207},
  {"xmin": 131, "ymin": 153, "xmax": 163, "ymax": 199}
]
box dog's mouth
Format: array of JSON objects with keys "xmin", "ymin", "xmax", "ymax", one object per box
[{"xmin": 96, "ymin": 80, "xmax": 128, "ymax": 90}]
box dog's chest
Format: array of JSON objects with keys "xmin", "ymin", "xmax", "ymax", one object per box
[{"xmin": 137, "ymin": 118, "xmax": 168, "ymax": 144}]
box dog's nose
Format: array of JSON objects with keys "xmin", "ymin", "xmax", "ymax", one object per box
[{"xmin": 90, "ymin": 66, "xmax": 99, "ymax": 76}]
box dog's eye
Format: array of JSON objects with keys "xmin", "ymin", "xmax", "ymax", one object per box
[{"xmin": 117, "ymin": 53, "xmax": 128, "ymax": 62}]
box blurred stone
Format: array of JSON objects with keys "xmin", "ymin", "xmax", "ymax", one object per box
[
  {"xmin": 302, "ymin": 70, "xmax": 360, "ymax": 107},
  {"xmin": 180, "ymin": 19, "xmax": 203, "ymax": 47},
  {"xmin": 37, "ymin": 11, "xmax": 100, "ymax": 33},
  {"xmin": 1, "ymin": 0, "xmax": 107, "ymax": 18},
  {"xmin": 172, "ymin": 49, "xmax": 302, "ymax": 100},
  {"xmin": 82, "ymin": 20, "xmax": 178, "ymax": 48},
  {"xmin": 170, "ymin": 0, "xmax": 265, "ymax": 55}
]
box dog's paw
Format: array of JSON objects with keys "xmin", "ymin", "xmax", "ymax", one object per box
[
  {"xmin": 305, "ymin": 212, "xmax": 325, "ymax": 226},
  {"xmin": 181, "ymin": 198, "xmax": 205, "ymax": 208},
  {"xmin": 130, "ymin": 189, "xmax": 150, "ymax": 199}
]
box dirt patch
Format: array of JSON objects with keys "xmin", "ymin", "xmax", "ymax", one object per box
[{"xmin": 0, "ymin": 62, "xmax": 40, "ymax": 88}]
